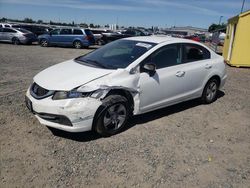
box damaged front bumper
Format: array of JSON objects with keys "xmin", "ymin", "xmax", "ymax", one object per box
[{"xmin": 25, "ymin": 89, "xmax": 102, "ymax": 132}]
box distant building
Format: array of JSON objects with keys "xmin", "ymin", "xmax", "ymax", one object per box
[
  {"xmin": 223, "ymin": 10, "xmax": 250, "ymax": 67},
  {"xmin": 164, "ymin": 26, "xmax": 209, "ymax": 36}
]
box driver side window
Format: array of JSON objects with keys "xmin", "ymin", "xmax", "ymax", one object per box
[
  {"xmin": 141, "ymin": 44, "xmax": 181, "ymax": 70},
  {"xmin": 50, "ymin": 29, "xmax": 60, "ymax": 35}
]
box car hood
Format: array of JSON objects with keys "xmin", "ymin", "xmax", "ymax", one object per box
[{"xmin": 34, "ymin": 60, "xmax": 113, "ymax": 91}]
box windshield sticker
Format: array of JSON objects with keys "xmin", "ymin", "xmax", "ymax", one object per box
[{"xmin": 135, "ymin": 43, "xmax": 152, "ymax": 49}]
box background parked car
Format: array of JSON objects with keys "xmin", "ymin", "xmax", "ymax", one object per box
[
  {"xmin": 184, "ymin": 35, "xmax": 200, "ymax": 42},
  {"xmin": 12, "ymin": 24, "xmax": 52, "ymax": 36},
  {"xmin": 0, "ymin": 23, "xmax": 12, "ymax": 28},
  {"xmin": 90, "ymin": 29, "xmax": 113, "ymax": 45},
  {"xmin": 0, "ymin": 27, "xmax": 37, "ymax": 45},
  {"xmin": 102, "ymin": 29, "xmax": 146, "ymax": 44},
  {"xmin": 38, "ymin": 28, "xmax": 95, "ymax": 49}
]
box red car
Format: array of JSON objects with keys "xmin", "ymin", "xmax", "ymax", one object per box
[{"xmin": 184, "ymin": 35, "xmax": 200, "ymax": 42}]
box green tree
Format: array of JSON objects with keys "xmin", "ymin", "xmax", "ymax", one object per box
[
  {"xmin": 0, "ymin": 17, "xmax": 7, "ymax": 22},
  {"xmin": 23, "ymin": 17, "xmax": 35, "ymax": 23},
  {"xmin": 208, "ymin": 23, "xmax": 227, "ymax": 32},
  {"xmin": 80, "ymin": 23, "xmax": 88, "ymax": 28},
  {"xmin": 37, "ymin": 19, "xmax": 43, "ymax": 24}
]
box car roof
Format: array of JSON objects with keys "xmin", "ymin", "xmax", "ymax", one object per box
[
  {"xmin": 123, "ymin": 35, "xmax": 200, "ymax": 44},
  {"xmin": 55, "ymin": 27, "xmax": 88, "ymax": 30}
]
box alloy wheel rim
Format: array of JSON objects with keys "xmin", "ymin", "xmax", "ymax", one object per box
[
  {"xmin": 103, "ymin": 103, "xmax": 127, "ymax": 131},
  {"xmin": 206, "ymin": 82, "xmax": 217, "ymax": 101},
  {"xmin": 41, "ymin": 40, "xmax": 48, "ymax": 46},
  {"xmin": 75, "ymin": 42, "xmax": 81, "ymax": 48}
]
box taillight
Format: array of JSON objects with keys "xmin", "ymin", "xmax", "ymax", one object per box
[{"xmin": 85, "ymin": 35, "xmax": 91, "ymax": 40}]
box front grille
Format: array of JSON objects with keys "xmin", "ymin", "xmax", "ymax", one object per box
[{"xmin": 30, "ymin": 83, "xmax": 54, "ymax": 99}]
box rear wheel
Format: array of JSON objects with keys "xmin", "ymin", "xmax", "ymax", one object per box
[
  {"xmin": 73, "ymin": 40, "xmax": 82, "ymax": 49},
  {"xmin": 201, "ymin": 78, "xmax": 219, "ymax": 104},
  {"xmin": 94, "ymin": 95, "xmax": 129, "ymax": 137},
  {"xmin": 97, "ymin": 39, "xmax": 103, "ymax": 46},
  {"xmin": 12, "ymin": 37, "xmax": 20, "ymax": 45},
  {"xmin": 40, "ymin": 39, "xmax": 48, "ymax": 47}
]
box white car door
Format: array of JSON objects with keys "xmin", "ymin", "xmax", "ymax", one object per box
[
  {"xmin": 139, "ymin": 43, "xmax": 212, "ymax": 113},
  {"xmin": 177, "ymin": 43, "xmax": 213, "ymax": 98},
  {"xmin": 139, "ymin": 43, "xmax": 186, "ymax": 112}
]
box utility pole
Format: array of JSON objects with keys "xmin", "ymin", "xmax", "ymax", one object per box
[
  {"xmin": 241, "ymin": 0, "xmax": 246, "ymax": 13},
  {"xmin": 219, "ymin": 16, "xmax": 223, "ymax": 25},
  {"xmin": 215, "ymin": 16, "xmax": 223, "ymax": 53}
]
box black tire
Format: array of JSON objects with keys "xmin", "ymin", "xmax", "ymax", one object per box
[
  {"xmin": 201, "ymin": 78, "xmax": 219, "ymax": 104},
  {"xmin": 40, "ymin": 39, "xmax": 49, "ymax": 47},
  {"xmin": 73, "ymin": 40, "xmax": 82, "ymax": 49},
  {"xmin": 12, "ymin": 37, "xmax": 20, "ymax": 45},
  {"xmin": 94, "ymin": 95, "xmax": 129, "ymax": 137},
  {"xmin": 97, "ymin": 39, "xmax": 103, "ymax": 46}
]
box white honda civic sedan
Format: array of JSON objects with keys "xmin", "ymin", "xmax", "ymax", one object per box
[{"xmin": 25, "ymin": 36, "xmax": 227, "ymax": 136}]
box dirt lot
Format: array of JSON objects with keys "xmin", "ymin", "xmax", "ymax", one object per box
[{"xmin": 0, "ymin": 43, "xmax": 249, "ymax": 188}]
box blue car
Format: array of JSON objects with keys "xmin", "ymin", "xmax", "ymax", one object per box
[{"xmin": 38, "ymin": 28, "xmax": 95, "ymax": 49}]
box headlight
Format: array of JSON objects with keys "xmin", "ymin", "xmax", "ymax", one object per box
[
  {"xmin": 52, "ymin": 87, "xmax": 108, "ymax": 100},
  {"xmin": 52, "ymin": 91, "xmax": 85, "ymax": 100},
  {"xmin": 52, "ymin": 90, "xmax": 105, "ymax": 100}
]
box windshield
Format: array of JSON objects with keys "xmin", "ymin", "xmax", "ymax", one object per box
[{"xmin": 75, "ymin": 40, "xmax": 156, "ymax": 69}]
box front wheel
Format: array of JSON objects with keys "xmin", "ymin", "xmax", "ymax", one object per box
[
  {"xmin": 201, "ymin": 78, "xmax": 219, "ymax": 104},
  {"xmin": 40, "ymin": 39, "xmax": 49, "ymax": 47},
  {"xmin": 94, "ymin": 95, "xmax": 129, "ymax": 137}
]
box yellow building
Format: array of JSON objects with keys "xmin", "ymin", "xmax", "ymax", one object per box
[{"xmin": 223, "ymin": 10, "xmax": 250, "ymax": 67}]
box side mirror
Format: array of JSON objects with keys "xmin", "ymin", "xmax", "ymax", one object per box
[{"xmin": 143, "ymin": 63, "xmax": 156, "ymax": 77}]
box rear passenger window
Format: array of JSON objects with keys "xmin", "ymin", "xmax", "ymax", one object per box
[
  {"xmin": 60, "ymin": 29, "xmax": 72, "ymax": 35},
  {"xmin": 182, "ymin": 44, "xmax": 210, "ymax": 63},
  {"xmin": 73, "ymin": 29, "xmax": 83, "ymax": 35},
  {"xmin": 3, "ymin": 28, "xmax": 16, "ymax": 33},
  {"xmin": 84, "ymin": 29, "xmax": 93, "ymax": 35}
]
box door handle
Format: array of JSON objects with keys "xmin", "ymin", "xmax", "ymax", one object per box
[
  {"xmin": 176, "ymin": 71, "xmax": 185, "ymax": 77},
  {"xmin": 205, "ymin": 64, "xmax": 212, "ymax": 69}
]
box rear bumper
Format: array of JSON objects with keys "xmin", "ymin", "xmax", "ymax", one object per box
[{"xmin": 20, "ymin": 37, "xmax": 38, "ymax": 44}]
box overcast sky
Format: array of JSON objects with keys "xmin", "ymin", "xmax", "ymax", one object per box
[{"xmin": 0, "ymin": 0, "xmax": 249, "ymax": 28}]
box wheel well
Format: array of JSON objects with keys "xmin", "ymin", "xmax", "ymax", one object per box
[
  {"xmin": 209, "ymin": 75, "xmax": 221, "ymax": 87},
  {"xmin": 73, "ymin": 39, "xmax": 82, "ymax": 44},
  {"xmin": 105, "ymin": 89, "xmax": 134, "ymax": 112},
  {"xmin": 92, "ymin": 89, "xmax": 135, "ymax": 131},
  {"xmin": 39, "ymin": 38, "xmax": 47, "ymax": 43}
]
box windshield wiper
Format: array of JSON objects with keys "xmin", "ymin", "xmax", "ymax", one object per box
[
  {"xmin": 82, "ymin": 59, "xmax": 107, "ymax": 69},
  {"xmin": 75, "ymin": 57, "xmax": 107, "ymax": 69}
]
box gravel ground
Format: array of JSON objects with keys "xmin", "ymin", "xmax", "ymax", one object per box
[{"xmin": 0, "ymin": 43, "xmax": 250, "ymax": 188}]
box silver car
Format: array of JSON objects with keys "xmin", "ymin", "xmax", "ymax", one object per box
[{"xmin": 0, "ymin": 27, "xmax": 37, "ymax": 45}]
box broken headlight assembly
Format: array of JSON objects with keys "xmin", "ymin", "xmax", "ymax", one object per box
[{"xmin": 52, "ymin": 89, "xmax": 105, "ymax": 100}]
